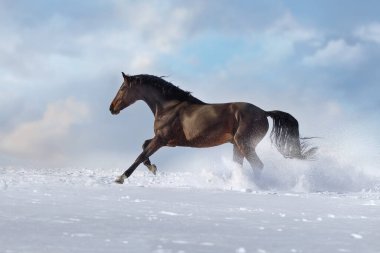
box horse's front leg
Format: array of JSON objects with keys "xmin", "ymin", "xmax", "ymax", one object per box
[
  {"xmin": 142, "ymin": 139, "xmax": 157, "ymax": 175},
  {"xmin": 143, "ymin": 159, "xmax": 157, "ymax": 175},
  {"xmin": 115, "ymin": 137, "xmax": 164, "ymax": 184}
]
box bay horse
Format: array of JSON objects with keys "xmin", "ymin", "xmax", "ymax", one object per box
[{"xmin": 110, "ymin": 73, "xmax": 317, "ymax": 184}]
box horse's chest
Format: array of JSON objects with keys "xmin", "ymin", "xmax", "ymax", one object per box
[{"xmin": 154, "ymin": 114, "xmax": 183, "ymax": 137}]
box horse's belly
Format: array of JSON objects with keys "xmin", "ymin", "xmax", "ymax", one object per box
[{"xmin": 188, "ymin": 132, "xmax": 234, "ymax": 147}]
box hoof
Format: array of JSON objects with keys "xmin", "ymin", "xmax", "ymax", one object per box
[
  {"xmin": 148, "ymin": 164, "xmax": 157, "ymax": 175},
  {"xmin": 115, "ymin": 175, "xmax": 125, "ymax": 184}
]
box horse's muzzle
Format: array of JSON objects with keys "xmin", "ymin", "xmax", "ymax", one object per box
[{"xmin": 109, "ymin": 104, "xmax": 119, "ymax": 115}]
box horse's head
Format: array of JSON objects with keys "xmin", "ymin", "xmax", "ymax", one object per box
[{"xmin": 109, "ymin": 72, "xmax": 138, "ymax": 115}]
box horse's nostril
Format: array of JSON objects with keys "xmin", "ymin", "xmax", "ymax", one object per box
[{"xmin": 109, "ymin": 105, "xmax": 115, "ymax": 113}]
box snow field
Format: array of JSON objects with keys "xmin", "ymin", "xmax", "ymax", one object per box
[{"xmin": 1, "ymin": 166, "xmax": 380, "ymax": 253}]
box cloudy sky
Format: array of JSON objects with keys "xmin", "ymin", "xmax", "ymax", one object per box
[{"xmin": 1, "ymin": 0, "xmax": 379, "ymax": 173}]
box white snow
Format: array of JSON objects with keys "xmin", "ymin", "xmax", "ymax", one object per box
[{"xmin": 1, "ymin": 166, "xmax": 380, "ymax": 253}]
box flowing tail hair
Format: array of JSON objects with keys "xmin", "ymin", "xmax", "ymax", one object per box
[{"xmin": 266, "ymin": 110, "xmax": 318, "ymax": 160}]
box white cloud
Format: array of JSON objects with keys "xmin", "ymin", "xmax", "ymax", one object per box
[
  {"xmin": 0, "ymin": 98, "xmax": 89, "ymax": 161},
  {"xmin": 210, "ymin": 12, "xmax": 319, "ymax": 77},
  {"xmin": 0, "ymin": 1, "xmax": 198, "ymax": 87},
  {"xmin": 303, "ymin": 39, "xmax": 364, "ymax": 67},
  {"xmin": 355, "ymin": 22, "xmax": 380, "ymax": 43},
  {"xmin": 246, "ymin": 12, "xmax": 320, "ymax": 65},
  {"xmin": 267, "ymin": 12, "xmax": 318, "ymax": 42},
  {"xmin": 114, "ymin": 1, "xmax": 194, "ymax": 53}
]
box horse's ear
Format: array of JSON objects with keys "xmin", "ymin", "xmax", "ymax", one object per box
[{"xmin": 122, "ymin": 72, "xmax": 128, "ymax": 79}]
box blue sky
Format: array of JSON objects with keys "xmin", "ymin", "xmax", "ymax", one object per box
[{"xmin": 0, "ymin": 1, "xmax": 379, "ymax": 172}]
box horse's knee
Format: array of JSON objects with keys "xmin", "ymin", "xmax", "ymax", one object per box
[{"xmin": 142, "ymin": 139, "xmax": 152, "ymax": 149}]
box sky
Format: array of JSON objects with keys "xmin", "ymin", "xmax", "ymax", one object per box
[{"xmin": 0, "ymin": 0, "xmax": 379, "ymax": 174}]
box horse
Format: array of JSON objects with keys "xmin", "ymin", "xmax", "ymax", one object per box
[{"xmin": 110, "ymin": 73, "xmax": 317, "ymax": 184}]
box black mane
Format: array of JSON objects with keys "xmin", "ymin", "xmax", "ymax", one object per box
[{"xmin": 132, "ymin": 74, "xmax": 205, "ymax": 104}]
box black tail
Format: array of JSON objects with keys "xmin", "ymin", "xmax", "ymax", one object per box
[{"xmin": 266, "ymin": 110, "xmax": 317, "ymax": 160}]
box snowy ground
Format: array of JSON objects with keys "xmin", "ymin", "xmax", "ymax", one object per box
[{"xmin": 1, "ymin": 166, "xmax": 380, "ymax": 253}]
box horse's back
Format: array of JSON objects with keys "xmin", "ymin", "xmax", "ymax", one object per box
[
  {"xmin": 230, "ymin": 102, "xmax": 267, "ymax": 120},
  {"xmin": 181, "ymin": 102, "xmax": 266, "ymax": 123}
]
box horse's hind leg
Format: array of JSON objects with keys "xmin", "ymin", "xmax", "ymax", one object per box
[
  {"xmin": 245, "ymin": 148, "xmax": 264, "ymax": 178},
  {"xmin": 233, "ymin": 144, "xmax": 244, "ymax": 167},
  {"xmin": 142, "ymin": 139, "xmax": 157, "ymax": 175},
  {"xmin": 234, "ymin": 118, "xmax": 268, "ymax": 179},
  {"xmin": 235, "ymin": 139, "xmax": 263, "ymax": 179}
]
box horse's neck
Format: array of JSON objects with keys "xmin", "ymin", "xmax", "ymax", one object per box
[{"xmin": 140, "ymin": 87, "xmax": 177, "ymax": 116}]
